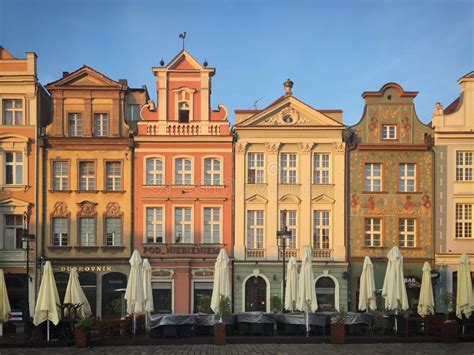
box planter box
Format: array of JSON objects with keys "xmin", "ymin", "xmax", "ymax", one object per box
[
  {"xmin": 75, "ymin": 328, "xmax": 91, "ymax": 348},
  {"xmin": 214, "ymin": 322, "xmax": 225, "ymax": 345},
  {"xmin": 330, "ymin": 323, "xmax": 345, "ymax": 344}
]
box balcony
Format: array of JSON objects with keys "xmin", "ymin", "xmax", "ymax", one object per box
[
  {"xmin": 312, "ymin": 248, "xmax": 333, "ymax": 261},
  {"xmin": 246, "ymin": 248, "xmax": 266, "ymax": 260},
  {"xmin": 279, "ymin": 249, "xmax": 299, "ymax": 259},
  {"xmin": 144, "ymin": 122, "xmax": 227, "ymax": 136}
]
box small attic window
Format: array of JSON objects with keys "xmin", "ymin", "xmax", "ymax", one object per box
[
  {"xmin": 178, "ymin": 102, "xmax": 190, "ymax": 123},
  {"xmin": 387, "ymin": 95, "xmax": 392, "ymax": 100},
  {"xmin": 282, "ymin": 115, "xmax": 293, "ymax": 124}
]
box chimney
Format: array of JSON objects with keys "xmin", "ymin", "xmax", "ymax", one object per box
[
  {"xmin": 62, "ymin": 71, "xmax": 69, "ymax": 78},
  {"xmin": 119, "ymin": 79, "xmax": 128, "ymax": 86}
]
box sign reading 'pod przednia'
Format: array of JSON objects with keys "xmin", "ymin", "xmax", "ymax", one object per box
[{"xmin": 143, "ymin": 245, "xmax": 221, "ymax": 255}]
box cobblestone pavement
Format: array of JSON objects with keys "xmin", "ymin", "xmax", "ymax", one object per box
[{"xmin": 0, "ymin": 343, "xmax": 473, "ymax": 355}]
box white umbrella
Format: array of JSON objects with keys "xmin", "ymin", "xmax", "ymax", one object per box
[
  {"xmin": 284, "ymin": 256, "xmax": 298, "ymax": 312},
  {"xmin": 417, "ymin": 261, "xmax": 434, "ymax": 317},
  {"xmin": 358, "ymin": 256, "xmax": 377, "ymax": 312},
  {"xmin": 456, "ymin": 253, "xmax": 474, "ymax": 319},
  {"xmin": 297, "ymin": 246, "xmax": 317, "ymax": 337},
  {"xmin": 64, "ymin": 267, "xmax": 92, "ymax": 318},
  {"xmin": 125, "ymin": 250, "xmax": 144, "ymax": 334},
  {"xmin": 0, "ymin": 270, "xmax": 11, "ymax": 336},
  {"xmin": 142, "ymin": 258, "xmax": 154, "ymax": 329},
  {"xmin": 33, "ymin": 261, "xmax": 61, "ymax": 341},
  {"xmin": 211, "ymin": 249, "xmax": 230, "ymax": 320}
]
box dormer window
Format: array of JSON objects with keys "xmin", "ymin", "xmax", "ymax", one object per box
[
  {"xmin": 178, "ymin": 102, "xmax": 190, "ymax": 123},
  {"xmin": 174, "ymin": 87, "xmax": 195, "ymax": 122}
]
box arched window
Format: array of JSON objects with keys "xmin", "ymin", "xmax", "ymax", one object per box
[
  {"xmin": 54, "ymin": 272, "xmax": 70, "ymax": 304},
  {"xmin": 203, "ymin": 158, "xmax": 221, "ymax": 185},
  {"xmin": 79, "ymin": 272, "xmax": 97, "ymax": 316},
  {"xmin": 245, "ymin": 276, "xmax": 266, "ymax": 312},
  {"xmin": 175, "ymin": 158, "xmax": 192, "ymax": 185},
  {"xmin": 146, "ymin": 158, "xmax": 163, "ymax": 185},
  {"xmin": 102, "ymin": 272, "xmax": 127, "ymax": 317},
  {"xmin": 178, "ymin": 102, "xmax": 190, "ymax": 123},
  {"xmin": 316, "ymin": 277, "xmax": 335, "ymax": 311}
]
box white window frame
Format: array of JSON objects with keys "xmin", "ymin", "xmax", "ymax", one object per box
[
  {"xmin": 174, "ymin": 157, "xmax": 193, "ymax": 185},
  {"xmin": 202, "ymin": 206, "xmax": 222, "ymax": 244},
  {"xmin": 105, "ymin": 161, "xmax": 122, "ymax": 191},
  {"xmin": 2, "ymin": 99, "xmax": 23, "ymax": 125},
  {"xmin": 399, "ymin": 163, "xmax": 416, "ymax": 192},
  {"xmin": 145, "ymin": 157, "xmax": 164, "ymax": 186},
  {"xmin": 203, "ymin": 157, "xmax": 222, "ymax": 186},
  {"xmin": 364, "ymin": 218, "xmax": 382, "ymax": 247},
  {"xmin": 313, "ymin": 210, "xmax": 330, "ymax": 249},
  {"xmin": 313, "ymin": 153, "xmax": 331, "ymax": 184},
  {"xmin": 145, "ymin": 206, "xmax": 165, "ymax": 243},
  {"xmin": 246, "ymin": 210, "xmax": 264, "ymax": 249},
  {"xmin": 53, "ymin": 161, "xmax": 69, "ymax": 191},
  {"xmin": 280, "ymin": 210, "xmax": 297, "ymax": 249},
  {"xmin": 455, "ymin": 203, "xmax": 473, "ymax": 239},
  {"xmin": 456, "ymin": 151, "xmax": 473, "ymax": 182},
  {"xmin": 247, "ymin": 152, "xmax": 265, "ymax": 183},
  {"xmin": 365, "ymin": 163, "xmax": 382, "ymax": 192},
  {"xmin": 52, "ymin": 217, "xmax": 69, "ymax": 246},
  {"xmin": 5, "ymin": 151, "xmax": 23, "ymax": 185},
  {"xmin": 174, "ymin": 206, "xmax": 193, "ymax": 243},
  {"xmin": 68, "ymin": 113, "xmax": 83, "ymax": 137},
  {"xmin": 105, "ymin": 217, "xmax": 122, "ymax": 246},
  {"xmin": 79, "ymin": 217, "xmax": 95, "ymax": 247},
  {"xmin": 3, "ymin": 214, "xmax": 23, "ymax": 250},
  {"xmin": 382, "ymin": 124, "xmax": 397, "ymax": 140},
  {"xmin": 79, "ymin": 161, "xmax": 95, "ymax": 191},
  {"xmin": 280, "ymin": 153, "xmax": 297, "ymax": 184},
  {"xmin": 93, "ymin": 113, "xmax": 109, "ymax": 137},
  {"xmin": 399, "ymin": 218, "xmax": 416, "ymax": 247}
]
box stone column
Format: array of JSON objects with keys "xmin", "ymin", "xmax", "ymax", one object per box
[
  {"xmin": 299, "ymin": 142, "xmax": 314, "ymax": 250},
  {"xmin": 265, "ymin": 142, "xmax": 280, "ymax": 260},
  {"xmin": 234, "ymin": 142, "xmax": 247, "ymax": 260},
  {"xmin": 157, "ymin": 72, "xmax": 168, "ymax": 122}
]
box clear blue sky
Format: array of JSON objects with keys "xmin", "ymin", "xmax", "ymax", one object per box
[{"xmin": 1, "ymin": 0, "xmax": 472, "ymax": 125}]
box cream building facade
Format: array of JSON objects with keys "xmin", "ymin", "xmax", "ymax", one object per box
[{"xmin": 233, "ymin": 81, "xmax": 347, "ymax": 312}]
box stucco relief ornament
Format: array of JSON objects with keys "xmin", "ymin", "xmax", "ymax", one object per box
[
  {"xmin": 298, "ymin": 142, "xmax": 314, "ymax": 154},
  {"xmin": 235, "ymin": 142, "xmax": 247, "ymax": 154},
  {"xmin": 265, "ymin": 142, "xmax": 280, "ymax": 154},
  {"xmin": 78, "ymin": 201, "xmax": 97, "ymax": 217},
  {"xmin": 52, "ymin": 201, "xmax": 69, "ymax": 217},
  {"xmin": 432, "ymin": 102, "xmax": 444, "ymax": 117},
  {"xmin": 105, "ymin": 202, "xmax": 122, "ymax": 217},
  {"xmin": 332, "ymin": 142, "xmax": 345, "ymax": 154}
]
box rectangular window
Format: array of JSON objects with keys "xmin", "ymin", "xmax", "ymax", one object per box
[
  {"xmin": 399, "ymin": 163, "xmax": 416, "ymax": 192},
  {"xmin": 456, "ymin": 151, "xmax": 473, "ymax": 181},
  {"xmin": 93, "ymin": 113, "xmax": 108, "ymax": 137},
  {"xmin": 247, "ymin": 153, "xmax": 264, "ymax": 183},
  {"xmin": 2, "ymin": 99, "xmax": 23, "ymax": 125},
  {"xmin": 175, "ymin": 158, "xmax": 192, "ymax": 185},
  {"xmin": 365, "ymin": 163, "xmax": 382, "ymax": 192},
  {"xmin": 280, "ymin": 153, "xmax": 297, "ymax": 184},
  {"xmin": 127, "ymin": 104, "xmax": 141, "ymax": 122},
  {"xmin": 399, "ymin": 218, "xmax": 416, "ymax": 247},
  {"xmin": 456, "ymin": 204, "xmax": 473, "ymax": 239},
  {"xmin": 193, "ymin": 282, "xmax": 213, "ymax": 313},
  {"xmin": 152, "ymin": 282, "xmax": 172, "ymax": 313},
  {"xmin": 68, "ymin": 113, "xmax": 83, "ymax": 137},
  {"xmin": 280, "ymin": 210, "xmax": 296, "ymax": 248},
  {"xmin": 246, "ymin": 210, "xmax": 264, "ymax": 249},
  {"xmin": 313, "ymin": 211, "xmax": 330, "ymax": 249},
  {"xmin": 106, "ymin": 161, "xmax": 122, "ymax": 191},
  {"xmin": 203, "ymin": 207, "xmax": 221, "ymax": 244},
  {"xmin": 175, "ymin": 207, "xmax": 192, "ymax": 243},
  {"xmin": 105, "ymin": 218, "xmax": 122, "ymax": 246},
  {"xmin": 3, "ymin": 214, "xmax": 23, "ymax": 250},
  {"xmin": 364, "ymin": 218, "xmax": 382, "ymax": 247},
  {"xmin": 53, "ymin": 161, "xmax": 69, "ymax": 190},
  {"xmin": 79, "ymin": 218, "xmax": 95, "ymax": 246},
  {"xmin": 146, "ymin": 207, "xmax": 163, "ymax": 243},
  {"xmin": 204, "ymin": 158, "xmax": 221, "ymax": 185},
  {"xmin": 79, "ymin": 161, "xmax": 95, "ymax": 191},
  {"xmin": 52, "ymin": 218, "xmax": 69, "ymax": 246},
  {"xmin": 313, "ymin": 153, "xmax": 330, "ymax": 184},
  {"xmin": 146, "ymin": 158, "xmax": 163, "ymax": 185},
  {"xmin": 382, "ymin": 125, "xmax": 397, "ymax": 140},
  {"xmin": 5, "ymin": 152, "xmax": 23, "ymax": 185}
]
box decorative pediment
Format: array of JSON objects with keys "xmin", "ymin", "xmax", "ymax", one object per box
[
  {"xmin": 312, "ymin": 194, "xmax": 336, "ymax": 204},
  {"xmin": 0, "ymin": 197, "xmax": 30, "ymax": 208},
  {"xmin": 246, "ymin": 194, "xmax": 268, "ymax": 204},
  {"xmin": 77, "ymin": 200, "xmax": 98, "ymax": 217},
  {"xmin": 279, "ymin": 194, "xmax": 301, "ymax": 204},
  {"xmin": 167, "ymin": 50, "xmax": 205, "ymax": 70},
  {"xmin": 52, "ymin": 202, "xmax": 70, "ymax": 217},
  {"xmin": 46, "ymin": 66, "xmax": 123, "ymax": 89},
  {"xmin": 104, "ymin": 202, "xmax": 122, "ymax": 217}
]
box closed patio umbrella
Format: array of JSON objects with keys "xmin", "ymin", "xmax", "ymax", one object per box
[
  {"xmin": 125, "ymin": 250, "xmax": 144, "ymax": 334},
  {"xmin": 33, "ymin": 261, "xmax": 61, "ymax": 341},
  {"xmin": 0, "ymin": 270, "xmax": 11, "ymax": 336},
  {"xmin": 284, "ymin": 256, "xmax": 298, "ymax": 312},
  {"xmin": 142, "ymin": 258, "xmax": 154, "ymax": 329},
  {"xmin": 456, "ymin": 253, "xmax": 474, "ymax": 319},
  {"xmin": 297, "ymin": 246, "xmax": 317, "ymax": 337},
  {"xmin": 358, "ymin": 256, "xmax": 377, "ymax": 312},
  {"xmin": 417, "ymin": 261, "xmax": 434, "ymax": 317},
  {"xmin": 64, "ymin": 267, "xmax": 92, "ymax": 318},
  {"xmin": 211, "ymin": 249, "xmax": 230, "ymax": 319}
]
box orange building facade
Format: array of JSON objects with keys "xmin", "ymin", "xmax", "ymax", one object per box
[{"xmin": 134, "ymin": 50, "xmax": 233, "ymax": 314}]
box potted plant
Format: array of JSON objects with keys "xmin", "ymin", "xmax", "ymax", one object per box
[
  {"xmin": 75, "ymin": 316, "xmax": 92, "ymax": 348},
  {"xmin": 198, "ymin": 295, "xmax": 212, "ymax": 314},
  {"xmin": 330, "ymin": 308, "xmax": 347, "ymax": 344},
  {"xmin": 214, "ymin": 295, "xmax": 231, "ymax": 345},
  {"xmin": 439, "ymin": 292, "xmax": 458, "ymax": 343},
  {"xmin": 270, "ymin": 295, "xmax": 282, "ymax": 313},
  {"xmin": 440, "ymin": 291, "xmax": 456, "ymax": 320}
]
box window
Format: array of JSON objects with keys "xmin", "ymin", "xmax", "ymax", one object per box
[
  {"xmin": 203, "ymin": 158, "xmax": 221, "ymax": 185},
  {"xmin": 68, "ymin": 113, "xmax": 82, "ymax": 137},
  {"xmin": 193, "ymin": 282, "xmax": 213, "ymax": 313},
  {"xmin": 456, "ymin": 151, "xmax": 473, "ymax": 181},
  {"xmin": 146, "ymin": 158, "xmax": 163, "ymax": 185},
  {"xmin": 5, "ymin": 152, "xmax": 23, "ymax": 185},
  {"xmin": 246, "ymin": 210, "xmax": 264, "ymax": 249},
  {"xmin": 53, "ymin": 161, "xmax": 69, "ymax": 190},
  {"xmin": 364, "ymin": 218, "xmax": 382, "ymax": 247},
  {"xmin": 175, "ymin": 207, "xmax": 192, "ymax": 243},
  {"xmin": 456, "ymin": 204, "xmax": 473, "ymax": 239},
  {"xmin": 127, "ymin": 104, "xmax": 140, "ymax": 122},
  {"xmin": 313, "ymin": 211, "xmax": 330, "ymax": 249},
  {"xmin": 365, "ymin": 163, "xmax": 382, "ymax": 192},
  {"xmin": 146, "ymin": 207, "xmax": 163, "ymax": 243},
  {"xmin": 175, "ymin": 158, "xmax": 192, "ymax": 185},
  {"xmin": 203, "ymin": 207, "xmax": 221, "ymax": 244},
  {"xmin": 93, "ymin": 113, "xmax": 108, "ymax": 137},
  {"xmin": 52, "ymin": 218, "xmax": 68, "ymax": 246},
  {"xmin": 399, "ymin": 218, "xmax": 416, "ymax": 247},
  {"xmin": 313, "ymin": 153, "xmax": 330, "ymax": 184},
  {"xmin": 280, "ymin": 153, "xmax": 297, "ymax": 184},
  {"xmin": 79, "ymin": 218, "xmax": 95, "ymax": 246},
  {"xmin": 280, "ymin": 210, "xmax": 296, "ymax": 248},
  {"xmin": 178, "ymin": 102, "xmax": 190, "ymax": 123},
  {"xmin": 382, "ymin": 125, "xmax": 396, "ymax": 140},
  {"xmin": 152, "ymin": 282, "xmax": 172, "ymax": 313},
  {"xmin": 3, "ymin": 215, "xmax": 22, "ymax": 250},
  {"xmin": 79, "ymin": 161, "xmax": 95, "ymax": 191},
  {"xmin": 2, "ymin": 99, "xmax": 23, "ymax": 125},
  {"xmin": 105, "ymin": 162, "xmax": 121, "ymax": 191},
  {"xmin": 399, "ymin": 163, "xmax": 416, "ymax": 192},
  {"xmin": 105, "ymin": 218, "xmax": 122, "ymax": 246},
  {"xmin": 247, "ymin": 153, "xmax": 264, "ymax": 183},
  {"xmin": 315, "ymin": 277, "xmax": 336, "ymax": 311}
]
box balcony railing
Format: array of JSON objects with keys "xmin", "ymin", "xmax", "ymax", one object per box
[
  {"xmin": 246, "ymin": 248, "xmax": 266, "ymax": 260},
  {"xmin": 312, "ymin": 248, "xmax": 333, "ymax": 261},
  {"xmin": 279, "ymin": 249, "xmax": 299, "ymax": 259},
  {"xmin": 144, "ymin": 122, "xmax": 227, "ymax": 136}
]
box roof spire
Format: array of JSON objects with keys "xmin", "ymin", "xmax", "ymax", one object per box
[{"xmin": 179, "ymin": 32, "xmax": 187, "ymax": 50}]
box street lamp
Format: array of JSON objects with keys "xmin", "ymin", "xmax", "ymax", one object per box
[
  {"xmin": 21, "ymin": 211, "xmax": 34, "ymax": 323},
  {"xmin": 277, "ymin": 209, "xmax": 292, "ymax": 311}
]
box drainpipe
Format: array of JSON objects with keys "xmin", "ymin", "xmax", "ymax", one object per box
[{"xmin": 231, "ymin": 132, "xmax": 236, "ymax": 313}]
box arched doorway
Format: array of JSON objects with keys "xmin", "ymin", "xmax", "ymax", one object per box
[
  {"xmin": 315, "ymin": 277, "xmax": 335, "ymax": 311},
  {"xmin": 54, "ymin": 272, "xmax": 69, "ymax": 303},
  {"xmin": 102, "ymin": 272, "xmax": 127, "ymax": 317},
  {"xmin": 245, "ymin": 276, "xmax": 266, "ymax": 312},
  {"xmin": 79, "ymin": 272, "xmax": 97, "ymax": 316}
]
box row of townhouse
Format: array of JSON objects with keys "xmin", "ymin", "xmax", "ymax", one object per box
[{"xmin": 0, "ymin": 45, "xmax": 472, "ymax": 319}]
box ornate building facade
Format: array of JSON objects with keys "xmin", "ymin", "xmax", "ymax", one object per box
[
  {"xmin": 347, "ymin": 83, "xmax": 434, "ymax": 311},
  {"xmin": 134, "ymin": 50, "xmax": 233, "ymax": 313},
  {"xmin": 432, "ymin": 72, "xmax": 474, "ymax": 309},
  {"xmin": 40, "ymin": 66, "xmax": 147, "ymax": 316},
  {"xmin": 233, "ymin": 81, "xmax": 347, "ymax": 312}
]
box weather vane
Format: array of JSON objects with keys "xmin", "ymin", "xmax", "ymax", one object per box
[{"xmin": 179, "ymin": 32, "xmax": 187, "ymax": 50}]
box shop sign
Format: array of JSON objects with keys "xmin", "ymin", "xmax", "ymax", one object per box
[
  {"xmin": 58, "ymin": 266, "xmax": 113, "ymax": 272},
  {"xmin": 404, "ymin": 276, "xmax": 421, "ymax": 288},
  {"xmin": 143, "ymin": 245, "xmax": 221, "ymax": 255}
]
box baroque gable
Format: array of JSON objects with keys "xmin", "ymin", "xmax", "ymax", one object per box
[{"xmin": 46, "ymin": 65, "xmax": 124, "ymax": 89}]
